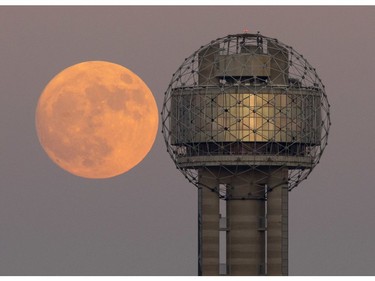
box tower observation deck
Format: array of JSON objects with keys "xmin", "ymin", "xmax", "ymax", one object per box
[{"xmin": 161, "ymin": 33, "xmax": 330, "ymax": 275}]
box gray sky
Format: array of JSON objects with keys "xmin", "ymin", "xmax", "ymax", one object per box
[{"xmin": 0, "ymin": 6, "xmax": 374, "ymax": 276}]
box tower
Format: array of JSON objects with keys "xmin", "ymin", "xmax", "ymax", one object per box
[{"xmin": 161, "ymin": 33, "xmax": 330, "ymax": 276}]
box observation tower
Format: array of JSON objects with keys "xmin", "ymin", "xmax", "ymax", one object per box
[{"xmin": 161, "ymin": 32, "xmax": 330, "ymax": 276}]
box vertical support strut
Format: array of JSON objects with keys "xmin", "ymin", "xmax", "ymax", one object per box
[
  {"xmin": 199, "ymin": 170, "xmax": 220, "ymax": 275},
  {"xmin": 219, "ymin": 185, "xmax": 227, "ymax": 275},
  {"xmin": 226, "ymin": 172, "xmax": 266, "ymax": 276},
  {"xmin": 198, "ymin": 167, "xmax": 288, "ymax": 276},
  {"xmin": 198, "ymin": 187, "xmax": 202, "ymax": 276},
  {"xmin": 267, "ymin": 168, "xmax": 289, "ymax": 275}
]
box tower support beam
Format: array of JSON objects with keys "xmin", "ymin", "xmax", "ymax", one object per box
[
  {"xmin": 267, "ymin": 168, "xmax": 289, "ymax": 275},
  {"xmin": 227, "ymin": 172, "xmax": 266, "ymax": 275},
  {"xmin": 198, "ymin": 170, "xmax": 220, "ymax": 275},
  {"xmin": 198, "ymin": 167, "xmax": 289, "ymax": 276}
]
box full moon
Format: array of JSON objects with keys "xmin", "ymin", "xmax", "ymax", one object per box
[{"xmin": 35, "ymin": 61, "xmax": 158, "ymax": 179}]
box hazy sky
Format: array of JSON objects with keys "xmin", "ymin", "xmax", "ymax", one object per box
[{"xmin": 1, "ymin": 6, "xmax": 374, "ymax": 276}]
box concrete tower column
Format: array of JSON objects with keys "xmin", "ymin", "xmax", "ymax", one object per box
[
  {"xmin": 267, "ymin": 168, "xmax": 289, "ymax": 275},
  {"xmin": 227, "ymin": 172, "xmax": 266, "ymax": 275},
  {"xmin": 198, "ymin": 169, "xmax": 220, "ymax": 275}
]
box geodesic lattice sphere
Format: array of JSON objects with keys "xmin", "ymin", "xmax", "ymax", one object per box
[{"xmin": 161, "ymin": 33, "xmax": 330, "ymax": 194}]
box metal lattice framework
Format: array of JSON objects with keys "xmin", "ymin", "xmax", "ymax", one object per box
[{"xmin": 161, "ymin": 33, "xmax": 330, "ymax": 198}]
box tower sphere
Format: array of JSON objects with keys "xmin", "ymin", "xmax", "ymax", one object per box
[{"xmin": 161, "ymin": 33, "xmax": 330, "ymax": 198}]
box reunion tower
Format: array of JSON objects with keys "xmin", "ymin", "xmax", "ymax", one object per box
[{"xmin": 161, "ymin": 32, "xmax": 330, "ymax": 276}]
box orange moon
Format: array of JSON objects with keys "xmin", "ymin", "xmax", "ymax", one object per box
[{"xmin": 35, "ymin": 61, "xmax": 158, "ymax": 179}]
